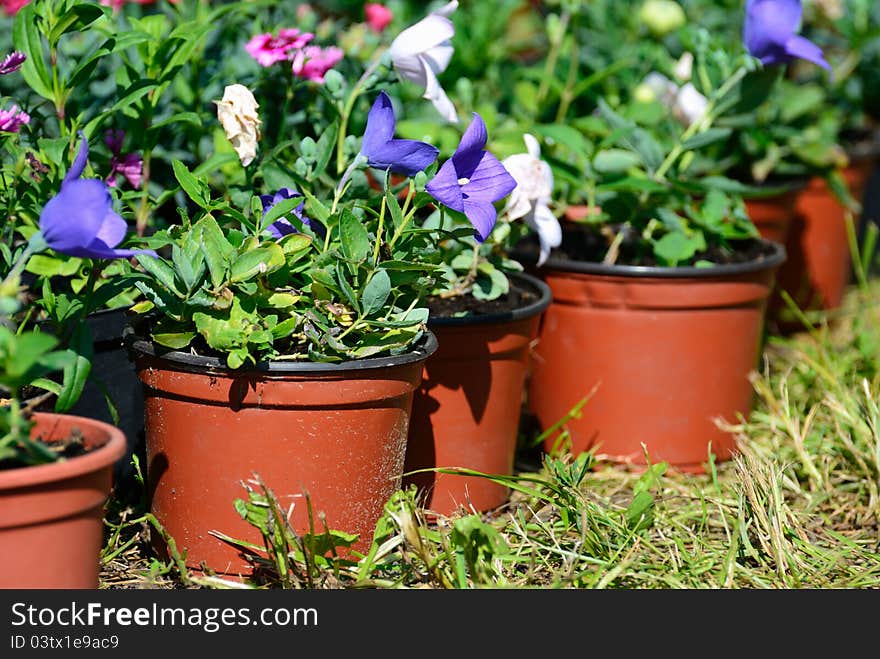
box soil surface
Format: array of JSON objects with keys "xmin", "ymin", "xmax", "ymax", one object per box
[
  {"xmin": 515, "ymin": 225, "xmax": 777, "ymax": 269},
  {"xmin": 426, "ymin": 278, "xmax": 540, "ymax": 318},
  {"xmin": 0, "ymin": 427, "xmax": 89, "ymax": 469}
]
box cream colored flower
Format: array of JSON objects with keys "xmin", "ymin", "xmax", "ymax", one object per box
[
  {"xmin": 674, "ymin": 52, "xmax": 694, "ymax": 82},
  {"xmin": 502, "ymin": 134, "xmax": 560, "ymax": 266},
  {"xmin": 216, "ymin": 84, "xmax": 261, "ymax": 167}
]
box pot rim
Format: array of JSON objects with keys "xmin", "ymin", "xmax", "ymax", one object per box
[
  {"xmin": 126, "ymin": 327, "xmax": 440, "ymax": 375},
  {"xmin": 532, "ymin": 238, "xmax": 786, "ymax": 279},
  {"xmin": 0, "ymin": 412, "xmax": 126, "ymax": 490},
  {"xmin": 427, "ymin": 271, "xmax": 552, "ymax": 327}
]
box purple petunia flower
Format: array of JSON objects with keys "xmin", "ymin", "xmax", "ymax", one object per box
[
  {"xmin": 260, "ymin": 187, "xmax": 313, "ymax": 239},
  {"xmin": 0, "ymin": 51, "xmax": 25, "ymax": 75},
  {"xmin": 425, "ymin": 113, "xmax": 517, "ymax": 242},
  {"xmin": 39, "ymin": 134, "xmax": 156, "ymax": 260},
  {"xmin": 743, "ymin": 0, "xmax": 830, "ymax": 71},
  {"xmin": 0, "ymin": 104, "xmax": 29, "ymax": 133},
  {"xmin": 360, "ymin": 91, "xmax": 439, "ymax": 177}
]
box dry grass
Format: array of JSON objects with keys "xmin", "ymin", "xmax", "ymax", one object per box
[{"xmin": 99, "ymin": 282, "xmax": 880, "ymax": 590}]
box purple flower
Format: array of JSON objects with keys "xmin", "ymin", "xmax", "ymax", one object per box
[
  {"xmin": 425, "ymin": 113, "xmax": 517, "ymax": 242},
  {"xmin": 0, "ymin": 51, "xmax": 25, "ymax": 75},
  {"xmin": 104, "ymin": 129, "xmax": 143, "ymax": 189},
  {"xmin": 0, "ymin": 104, "xmax": 29, "ymax": 133},
  {"xmin": 39, "ymin": 134, "xmax": 156, "ymax": 260},
  {"xmin": 360, "ymin": 91, "xmax": 439, "ymax": 177},
  {"xmin": 260, "ymin": 187, "xmax": 313, "ymax": 239},
  {"xmin": 743, "ymin": 0, "xmax": 830, "ymax": 71}
]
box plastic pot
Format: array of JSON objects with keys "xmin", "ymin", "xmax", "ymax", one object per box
[
  {"xmin": 526, "ymin": 240, "xmax": 786, "ymax": 473},
  {"xmin": 777, "ymin": 160, "xmax": 875, "ymax": 320},
  {"xmin": 127, "ymin": 331, "xmax": 438, "ymax": 577},
  {"xmin": 72, "ymin": 307, "xmax": 144, "ymax": 486},
  {"xmin": 0, "ymin": 412, "xmax": 126, "ymax": 588},
  {"xmin": 404, "ymin": 272, "xmax": 552, "ymax": 516},
  {"xmin": 36, "ymin": 307, "xmax": 144, "ymax": 487},
  {"xmin": 744, "ymin": 185, "xmax": 803, "ymax": 245}
]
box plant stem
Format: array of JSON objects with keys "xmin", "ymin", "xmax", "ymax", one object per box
[
  {"xmin": 653, "ymin": 66, "xmax": 748, "ymax": 182},
  {"xmin": 536, "ymin": 11, "xmax": 570, "ymax": 109},
  {"xmin": 372, "ymin": 194, "xmax": 387, "ymax": 266}
]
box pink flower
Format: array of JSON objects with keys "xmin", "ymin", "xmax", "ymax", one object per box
[
  {"xmin": 0, "ymin": 105, "xmax": 29, "ymax": 133},
  {"xmin": 104, "ymin": 129, "xmax": 143, "ymax": 189},
  {"xmin": 365, "ymin": 3, "xmax": 393, "ymax": 32},
  {"xmin": 107, "ymin": 153, "xmax": 143, "ymax": 189},
  {"xmin": 290, "ymin": 46, "xmax": 344, "ymax": 83},
  {"xmin": 1, "ymin": 0, "xmax": 29, "ymax": 15},
  {"xmin": 245, "ymin": 29, "xmax": 315, "ymax": 67}
]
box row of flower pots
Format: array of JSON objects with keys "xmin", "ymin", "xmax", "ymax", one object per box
[{"xmin": 4, "ymin": 152, "xmax": 873, "ymax": 585}]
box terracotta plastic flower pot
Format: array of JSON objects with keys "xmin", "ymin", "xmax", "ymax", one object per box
[
  {"xmin": 127, "ymin": 331, "xmax": 438, "ymax": 577},
  {"xmin": 776, "ymin": 160, "xmax": 875, "ymax": 321},
  {"xmin": 744, "ymin": 186, "xmax": 802, "ymax": 245},
  {"xmin": 404, "ymin": 272, "xmax": 552, "ymax": 516},
  {"xmin": 527, "ymin": 240, "xmax": 786, "ymax": 473},
  {"xmin": 0, "ymin": 412, "xmax": 126, "ymax": 589}
]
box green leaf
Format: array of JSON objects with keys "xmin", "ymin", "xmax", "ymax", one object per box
[
  {"xmin": 172, "ymin": 159, "xmax": 210, "ymax": 209},
  {"xmin": 653, "ymin": 231, "xmax": 706, "ymax": 266},
  {"xmin": 152, "ymin": 331, "xmax": 196, "ymax": 349},
  {"xmin": 25, "ymin": 254, "xmax": 83, "ymax": 278},
  {"xmin": 196, "ymin": 215, "xmax": 234, "ymax": 289},
  {"xmin": 54, "ymin": 325, "xmax": 94, "ymax": 413},
  {"xmin": 597, "ymin": 98, "xmax": 664, "ymax": 172},
  {"xmin": 625, "ymin": 491, "xmax": 655, "ymax": 532},
  {"xmin": 260, "ymin": 195, "xmax": 306, "ymax": 232},
  {"xmin": 339, "ymin": 209, "xmax": 371, "ymax": 263},
  {"xmin": 230, "ymin": 244, "xmax": 285, "ymax": 282},
  {"xmin": 13, "ymin": 3, "xmax": 53, "ymax": 100},
  {"xmin": 68, "ymin": 39, "xmax": 115, "ymax": 90},
  {"xmin": 136, "ymin": 255, "xmax": 183, "ymax": 297},
  {"xmin": 361, "ymin": 269, "xmax": 391, "ymax": 317},
  {"xmin": 29, "ymin": 377, "xmax": 62, "ymax": 396},
  {"xmin": 336, "ymin": 263, "xmax": 360, "ymax": 312},
  {"xmin": 48, "ymin": 3, "xmax": 107, "ymax": 44},
  {"xmin": 311, "ymin": 121, "xmax": 338, "ymax": 180},
  {"xmin": 681, "ymin": 128, "xmax": 733, "ymax": 151},
  {"xmin": 593, "ymin": 149, "xmax": 642, "ymax": 174}
]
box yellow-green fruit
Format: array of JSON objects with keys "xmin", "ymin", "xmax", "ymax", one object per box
[{"xmin": 639, "ymin": 0, "xmax": 686, "ymax": 37}]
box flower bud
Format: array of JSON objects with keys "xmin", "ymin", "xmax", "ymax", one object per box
[{"xmin": 639, "ymin": 0, "xmax": 686, "ymax": 37}]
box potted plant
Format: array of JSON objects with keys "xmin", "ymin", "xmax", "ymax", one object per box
[
  {"xmin": 0, "ymin": 217, "xmax": 133, "ymax": 589},
  {"xmin": 705, "ymin": 0, "xmax": 876, "ymax": 324},
  {"xmin": 514, "ymin": 20, "xmax": 792, "ymax": 472},
  {"xmin": 118, "ymin": 1, "xmax": 534, "ymax": 575}
]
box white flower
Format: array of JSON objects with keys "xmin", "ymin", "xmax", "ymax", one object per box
[
  {"xmin": 673, "ymin": 52, "xmax": 694, "ymax": 82},
  {"xmin": 502, "ymin": 134, "xmax": 561, "ymax": 266},
  {"xmin": 637, "ymin": 72, "xmax": 708, "ymax": 129},
  {"xmin": 639, "ymin": 72, "xmax": 678, "ymax": 106},
  {"xmin": 389, "ymin": 0, "xmax": 459, "ymax": 123},
  {"xmin": 215, "ymin": 84, "xmax": 261, "ymax": 166},
  {"xmin": 673, "ymin": 83, "xmax": 708, "ymax": 127}
]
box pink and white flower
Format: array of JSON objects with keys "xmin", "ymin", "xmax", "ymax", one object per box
[
  {"xmin": 245, "ymin": 29, "xmax": 315, "ymax": 68},
  {"xmin": 0, "ymin": 105, "xmax": 30, "ymax": 133},
  {"xmin": 290, "ymin": 46, "xmax": 344, "ymax": 83}
]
